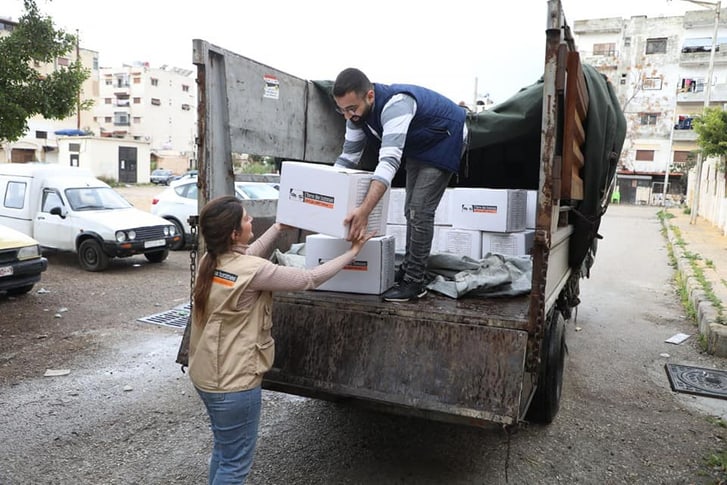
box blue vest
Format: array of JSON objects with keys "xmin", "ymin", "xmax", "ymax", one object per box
[{"xmin": 365, "ymin": 83, "xmax": 466, "ymax": 173}]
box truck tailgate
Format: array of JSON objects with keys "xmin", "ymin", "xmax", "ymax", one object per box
[{"xmin": 266, "ymin": 292, "xmax": 530, "ymax": 425}]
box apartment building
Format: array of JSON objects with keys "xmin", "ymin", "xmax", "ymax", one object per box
[
  {"xmin": 95, "ymin": 63, "xmax": 197, "ymax": 170},
  {"xmin": 0, "ymin": 16, "xmax": 100, "ymax": 164},
  {"xmin": 574, "ymin": 9, "xmax": 727, "ymax": 205}
]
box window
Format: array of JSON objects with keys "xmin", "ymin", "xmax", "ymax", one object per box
[
  {"xmin": 151, "ymin": 98, "xmax": 161, "ymax": 106},
  {"xmin": 133, "ymin": 77, "xmax": 141, "ymax": 84},
  {"xmin": 133, "ymin": 117, "xmax": 141, "ymax": 124},
  {"xmin": 69, "ymin": 143, "xmax": 81, "ymax": 152},
  {"xmin": 104, "ymin": 116, "xmax": 112, "ymax": 123},
  {"xmin": 635, "ymin": 150, "xmax": 655, "ymax": 161},
  {"xmin": 114, "ymin": 112, "xmax": 130, "ymax": 126},
  {"xmin": 673, "ymin": 151, "xmax": 692, "ymax": 163},
  {"xmin": 640, "ymin": 113, "xmax": 659, "ymax": 125},
  {"xmin": 150, "ymin": 78, "xmax": 159, "ymax": 86},
  {"xmin": 620, "ymin": 73, "xmax": 627, "ymax": 85},
  {"xmin": 4, "ymin": 181, "xmax": 26, "ymax": 209},
  {"xmin": 35, "ymin": 130, "xmax": 47, "ymax": 139},
  {"xmin": 133, "ymin": 97, "xmax": 141, "ymax": 104},
  {"xmin": 593, "ymin": 43, "xmax": 616, "ymax": 56},
  {"xmin": 93, "ymin": 57, "xmax": 98, "ymax": 70},
  {"xmin": 646, "ymin": 38, "xmax": 667, "ymax": 54},
  {"xmin": 642, "ymin": 77, "xmax": 663, "ymax": 90},
  {"xmin": 105, "ymin": 79, "xmax": 113, "ymax": 85},
  {"xmin": 182, "ymin": 84, "xmax": 190, "ymax": 92},
  {"xmin": 41, "ymin": 189, "xmax": 63, "ymax": 213},
  {"xmin": 624, "ymin": 37, "xmax": 631, "ymax": 47},
  {"xmin": 105, "ymin": 98, "xmax": 112, "ymax": 104}
]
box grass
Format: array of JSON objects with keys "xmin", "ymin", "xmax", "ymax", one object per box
[{"xmin": 658, "ymin": 210, "xmax": 726, "ymax": 326}]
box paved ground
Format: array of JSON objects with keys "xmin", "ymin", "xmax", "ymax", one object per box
[{"xmin": 661, "ymin": 204, "xmax": 727, "ymax": 356}]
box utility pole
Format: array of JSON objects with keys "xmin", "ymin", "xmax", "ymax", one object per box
[{"xmin": 76, "ymin": 29, "xmax": 81, "ymax": 130}]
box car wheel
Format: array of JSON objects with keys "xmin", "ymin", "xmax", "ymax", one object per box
[
  {"xmin": 6, "ymin": 284, "xmax": 34, "ymax": 296},
  {"xmin": 169, "ymin": 219, "xmax": 186, "ymax": 250},
  {"xmin": 145, "ymin": 249, "xmax": 169, "ymax": 263},
  {"xmin": 78, "ymin": 239, "xmax": 110, "ymax": 272}
]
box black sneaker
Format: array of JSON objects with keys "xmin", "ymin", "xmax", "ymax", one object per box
[{"xmin": 382, "ymin": 281, "xmax": 427, "ymax": 302}]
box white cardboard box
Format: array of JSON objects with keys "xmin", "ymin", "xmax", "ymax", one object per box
[
  {"xmin": 387, "ymin": 187, "xmax": 452, "ymax": 226},
  {"xmin": 385, "ymin": 224, "xmax": 407, "ymax": 252},
  {"xmin": 450, "ymin": 188, "xmax": 527, "ymax": 232},
  {"xmin": 435, "ymin": 228, "xmax": 482, "ymax": 259},
  {"xmin": 481, "ymin": 229, "xmax": 535, "ymax": 257},
  {"xmin": 526, "ymin": 190, "xmax": 537, "ymax": 229},
  {"xmin": 387, "ymin": 188, "xmax": 407, "ymax": 225},
  {"xmin": 277, "ymin": 161, "xmax": 390, "ymax": 238},
  {"xmin": 305, "ymin": 234, "xmax": 395, "ymax": 294}
]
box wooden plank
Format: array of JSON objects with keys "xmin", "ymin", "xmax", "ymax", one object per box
[{"xmin": 560, "ymin": 51, "xmax": 588, "ymax": 201}]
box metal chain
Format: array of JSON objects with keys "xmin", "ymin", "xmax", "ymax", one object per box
[{"xmin": 188, "ymin": 215, "xmax": 199, "ymax": 312}]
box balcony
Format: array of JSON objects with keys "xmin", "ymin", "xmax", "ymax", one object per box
[
  {"xmin": 676, "ymin": 83, "xmax": 727, "ymax": 103},
  {"xmin": 672, "ymin": 129, "xmax": 698, "ymax": 141},
  {"xmin": 679, "ymin": 45, "xmax": 727, "ymax": 67}
]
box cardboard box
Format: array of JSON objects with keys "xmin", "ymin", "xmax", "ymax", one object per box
[
  {"xmin": 277, "ymin": 162, "xmax": 390, "ymax": 238},
  {"xmin": 434, "ymin": 228, "xmax": 482, "ymax": 259},
  {"xmin": 387, "ymin": 188, "xmax": 407, "ymax": 225},
  {"xmin": 450, "ymin": 188, "xmax": 527, "ymax": 232},
  {"xmin": 481, "ymin": 229, "xmax": 535, "ymax": 257},
  {"xmin": 526, "ymin": 190, "xmax": 537, "ymax": 229},
  {"xmin": 305, "ymin": 234, "xmax": 395, "ymax": 294},
  {"xmin": 435, "ymin": 189, "xmax": 452, "ymax": 226},
  {"xmin": 385, "ymin": 224, "xmax": 407, "ymax": 253}
]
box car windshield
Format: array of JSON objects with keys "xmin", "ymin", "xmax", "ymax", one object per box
[
  {"xmin": 65, "ymin": 187, "xmax": 132, "ymax": 211},
  {"xmin": 235, "ymin": 183, "xmax": 280, "ymax": 200}
]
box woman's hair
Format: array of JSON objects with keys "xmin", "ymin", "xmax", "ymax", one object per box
[
  {"xmin": 193, "ymin": 195, "xmax": 243, "ymax": 323},
  {"xmin": 333, "ymin": 67, "xmax": 372, "ymax": 99}
]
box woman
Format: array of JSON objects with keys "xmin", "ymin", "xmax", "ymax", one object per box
[{"xmin": 189, "ymin": 195, "xmax": 371, "ymax": 484}]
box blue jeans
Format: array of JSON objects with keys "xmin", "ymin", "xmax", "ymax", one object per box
[
  {"xmin": 401, "ymin": 159, "xmax": 452, "ymax": 284},
  {"xmin": 196, "ymin": 386, "xmax": 262, "ymax": 485}
]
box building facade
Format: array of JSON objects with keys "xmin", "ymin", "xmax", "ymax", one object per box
[
  {"xmin": 94, "ymin": 64, "xmax": 197, "ymax": 167},
  {"xmin": 574, "ymin": 9, "xmax": 727, "ymax": 205}
]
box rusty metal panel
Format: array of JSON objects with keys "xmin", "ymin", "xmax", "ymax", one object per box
[{"xmin": 266, "ymin": 297, "xmax": 528, "ymax": 425}]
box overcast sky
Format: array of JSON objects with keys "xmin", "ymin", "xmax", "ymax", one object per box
[{"xmin": 3, "ymin": 0, "xmax": 703, "ymax": 104}]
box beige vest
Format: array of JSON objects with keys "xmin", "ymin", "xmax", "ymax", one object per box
[{"xmin": 189, "ymin": 252, "xmax": 274, "ymax": 392}]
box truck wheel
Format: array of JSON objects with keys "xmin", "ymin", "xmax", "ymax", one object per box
[
  {"xmin": 169, "ymin": 220, "xmax": 186, "ymax": 251},
  {"xmin": 6, "ymin": 284, "xmax": 34, "ymax": 296},
  {"xmin": 78, "ymin": 239, "xmax": 109, "ymax": 272},
  {"xmin": 145, "ymin": 249, "xmax": 169, "ymax": 263},
  {"xmin": 526, "ymin": 309, "xmax": 566, "ymax": 424}
]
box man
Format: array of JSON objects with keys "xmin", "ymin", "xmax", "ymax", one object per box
[{"xmin": 332, "ymin": 68, "xmax": 467, "ymax": 302}]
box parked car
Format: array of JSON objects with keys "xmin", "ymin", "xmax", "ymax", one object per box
[
  {"xmin": 150, "ymin": 168, "xmax": 174, "ymax": 185},
  {"xmin": 170, "ymin": 169, "xmax": 198, "ymax": 183},
  {"xmin": 150, "ymin": 179, "xmax": 279, "ymax": 250},
  {"xmin": 0, "ymin": 223, "xmax": 48, "ymax": 296}
]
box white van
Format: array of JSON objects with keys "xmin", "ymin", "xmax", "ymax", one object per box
[{"xmin": 0, "ymin": 163, "xmax": 181, "ymax": 271}]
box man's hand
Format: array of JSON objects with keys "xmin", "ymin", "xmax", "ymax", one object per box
[{"xmin": 344, "ymin": 206, "xmax": 371, "ymax": 241}]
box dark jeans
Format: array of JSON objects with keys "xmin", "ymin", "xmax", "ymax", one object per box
[{"xmin": 401, "ymin": 159, "xmax": 452, "ymax": 284}]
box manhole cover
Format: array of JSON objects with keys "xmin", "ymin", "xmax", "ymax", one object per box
[
  {"xmin": 138, "ymin": 302, "xmax": 190, "ymax": 329},
  {"xmin": 665, "ymin": 363, "xmax": 727, "ymax": 400}
]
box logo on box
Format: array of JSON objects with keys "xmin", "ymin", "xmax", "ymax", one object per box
[
  {"xmin": 288, "ymin": 188, "xmax": 335, "ymax": 208},
  {"xmin": 317, "ymin": 258, "xmax": 368, "ymax": 271},
  {"xmin": 461, "ymin": 204, "xmax": 497, "ymax": 214}
]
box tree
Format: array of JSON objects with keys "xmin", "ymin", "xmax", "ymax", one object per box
[
  {"xmin": 692, "ymin": 107, "xmax": 727, "ymax": 160},
  {"xmin": 0, "ymin": 0, "xmax": 90, "ymax": 142}
]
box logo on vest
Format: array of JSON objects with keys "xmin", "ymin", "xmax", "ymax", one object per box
[{"xmin": 212, "ymin": 269, "xmax": 238, "ymax": 287}]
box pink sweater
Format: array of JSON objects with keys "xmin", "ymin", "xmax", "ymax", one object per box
[{"xmin": 230, "ymin": 224, "xmax": 355, "ymax": 309}]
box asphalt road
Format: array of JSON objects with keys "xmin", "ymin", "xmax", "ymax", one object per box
[{"xmin": 0, "ymin": 200, "xmax": 725, "ymax": 484}]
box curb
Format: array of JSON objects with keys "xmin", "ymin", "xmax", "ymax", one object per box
[{"xmin": 665, "ymin": 220, "xmax": 727, "ymax": 357}]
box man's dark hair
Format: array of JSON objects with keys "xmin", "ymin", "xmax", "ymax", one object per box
[{"xmin": 333, "ymin": 68, "xmax": 372, "ymax": 98}]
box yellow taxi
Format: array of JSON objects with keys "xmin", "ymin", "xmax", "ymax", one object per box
[{"xmin": 0, "ymin": 224, "xmax": 48, "ymax": 296}]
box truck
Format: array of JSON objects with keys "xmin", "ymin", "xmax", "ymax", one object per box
[
  {"xmin": 0, "ymin": 163, "xmax": 181, "ymax": 271},
  {"xmin": 190, "ymin": 0, "xmax": 626, "ymax": 426}
]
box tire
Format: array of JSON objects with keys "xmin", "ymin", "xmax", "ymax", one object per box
[
  {"xmin": 145, "ymin": 249, "xmax": 169, "ymax": 263},
  {"xmin": 6, "ymin": 284, "xmax": 34, "ymax": 296},
  {"xmin": 168, "ymin": 219, "xmax": 186, "ymax": 251},
  {"xmin": 78, "ymin": 239, "xmax": 109, "ymax": 272},
  {"xmin": 526, "ymin": 309, "xmax": 566, "ymax": 424}
]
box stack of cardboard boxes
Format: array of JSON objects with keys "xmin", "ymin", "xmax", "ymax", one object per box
[{"xmin": 276, "ymin": 162, "xmax": 537, "ymax": 295}]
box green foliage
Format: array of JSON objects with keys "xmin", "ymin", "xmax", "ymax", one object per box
[
  {"xmin": 693, "ymin": 107, "xmax": 727, "ymax": 158},
  {"xmin": 0, "ymin": 0, "xmax": 90, "ymax": 142}
]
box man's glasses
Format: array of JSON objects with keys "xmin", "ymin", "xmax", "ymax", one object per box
[{"xmin": 335, "ymin": 104, "xmax": 359, "ymax": 115}]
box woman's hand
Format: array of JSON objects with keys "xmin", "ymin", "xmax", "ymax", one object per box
[
  {"xmin": 274, "ymin": 222, "xmax": 297, "ymax": 231},
  {"xmin": 350, "ymin": 231, "xmax": 375, "ymax": 254}
]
